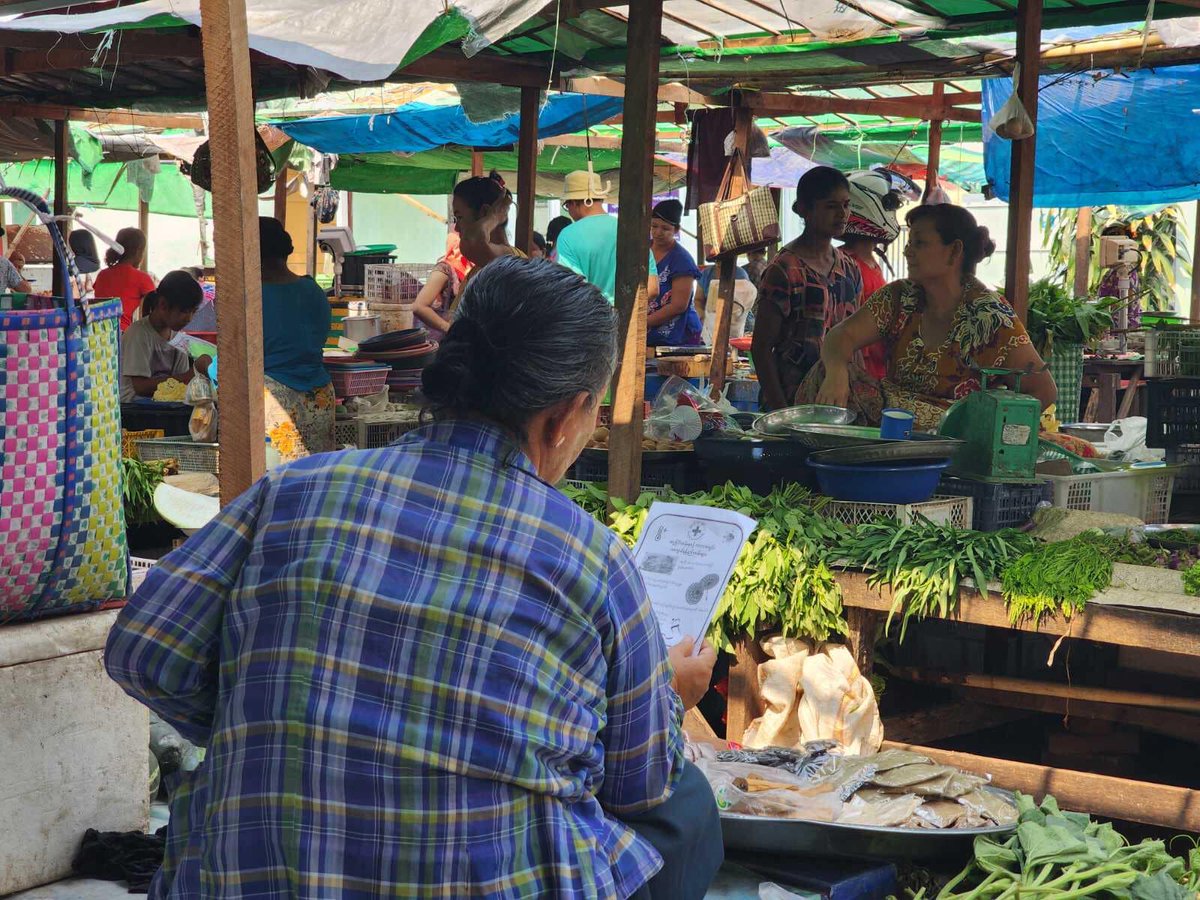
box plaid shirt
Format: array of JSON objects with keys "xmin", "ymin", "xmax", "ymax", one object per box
[{"xmin": 106, "ymin": 421, "xmax": 684, "ymax": 899}]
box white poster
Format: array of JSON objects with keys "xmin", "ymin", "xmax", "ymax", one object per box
[{"xmin": 631, "ymin": 502, "xmax": 756, "ymax": 654}]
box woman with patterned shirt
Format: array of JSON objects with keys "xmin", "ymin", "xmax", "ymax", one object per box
[
  {"xmin": 105, "ymin": 257, "xmax": 722, "ymax": 900},
  {"xmin": 808, "ymin": 203, "xmax": 1057, "ymax": 430},
  {"xmin": 751, "ymin": 167, "xmax": 863, "ymax": 410}
]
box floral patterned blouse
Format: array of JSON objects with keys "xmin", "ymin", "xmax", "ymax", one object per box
[{"xmin": 865, "ymin": 278, "xmax": 1032, "ymax": 402}]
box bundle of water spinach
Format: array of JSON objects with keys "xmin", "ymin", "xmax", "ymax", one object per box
[
  {"xmin": 838, "ymin": 522, "xmax": 1035, "ymax": 641},
  {"xmin": 1001, "ymin": 532, "xmax": 1114, "ymax": 625}
]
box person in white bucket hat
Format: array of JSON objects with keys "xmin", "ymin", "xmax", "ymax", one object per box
[{"xmin": 555, "ymin": 169, "xmax": 657, "ymax": 305}]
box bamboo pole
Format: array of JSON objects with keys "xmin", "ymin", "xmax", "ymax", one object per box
[
  {"xmin": 514, "ymin": 86, "xmax": 539, "ymax": 255},
  {"xmin": 707, "ymin": 103, "xmax": 752, "ymax": 394},
  {"xmin": 1075, "ymin": 207, "xmax": 1092, "ymax": 299}
]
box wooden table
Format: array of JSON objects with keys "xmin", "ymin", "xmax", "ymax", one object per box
[
  {"xmin": 1082, "ymin": 357, "xmax": 1144, "ymax": 422},
  {"xmin": 726, "ymin": 572, "xmax": 1200, "ymax": 832}
]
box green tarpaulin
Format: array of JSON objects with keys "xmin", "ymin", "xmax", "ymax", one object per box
[{"xmin": 0, "ymin": 159, "xmax": 211, "ymax": 218}]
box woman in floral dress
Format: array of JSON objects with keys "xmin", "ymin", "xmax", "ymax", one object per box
[
  {"xmin": 803, "ymin": 203, "xmax": 1057, "ymax": 431},
  {"xmin": 259, "ymin": 217, "xmax": 335, "ymax": 462}
]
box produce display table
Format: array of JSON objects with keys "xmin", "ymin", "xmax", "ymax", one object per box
[{"xmin": 822, "ymin": 571, "xmax": 1200, "ymax": 833}]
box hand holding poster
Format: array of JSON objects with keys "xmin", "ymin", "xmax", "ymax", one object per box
[{"xmin": 630, "ymin": 501, "xmax": 756, "ymax": 654}]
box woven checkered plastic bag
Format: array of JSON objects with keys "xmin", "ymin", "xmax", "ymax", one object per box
[
  {"xmin": 698, "ymin": 151, "xmax": 781, "ymax": 262},
  {"xmin": 1048, "ymin": 342, "xmax": 1084, "ymax": 424},
  {"xmin": 0, "ymin": 186, "xmax": 127, "ymax": 622}
]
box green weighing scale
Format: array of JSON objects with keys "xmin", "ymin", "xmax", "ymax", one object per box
[{"xmin": 938, "ymin": 368, "xmax": 1041, "ymax": 482}]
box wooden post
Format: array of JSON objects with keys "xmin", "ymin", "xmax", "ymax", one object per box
[
  {"xmin": 470, "ymin": 150, "xmax": 484, "ymax": 178},
  {"xmin": 707, "ymin": 103, "xmax": 752, "ymax": 393},
  {"xmin": 52, "ymin": 119, "xmax": 68, "ymax": 298},
  {"xmin": 514, "ymin": 86, "xmax": 539, "ymax": 255},
  {"xmin": 346, "ymin": 191, "xmax": 354, "ymax": 233},
  {"xmin": 768, "ymin": 187, "xmax": 782, "ymax": 259},
  {"xmin": 607, "ymin": 0, "xmax": 663, "ymax": 508},
  {"xmin": 1075, "ymin": 207, "xmax": 1092, "ymax": 299},
  {"xmin": 272, "ymin": 166, "xmax": 287, "ymax": 223},
  {"xmin": 925, "ymin": 83, "xmax": 944, "ymax": 199},
  {"xmin": 200, "ymin": 0, "xmax": 266, "ymax": 502},
  {"xmin": 1003, "ymin": 0, "xmax": 1044, "ymax": 321},
  {"xmin": 137, "ymin": 197, "xmax": 150, "ymax": 264},
  {"xmin": 725, "ymin": 635, "xmax": 767, "ymax": 744},
  {"xmin": 1191, "ymin": 200, "xmax": 1200, "ymax": 323}
]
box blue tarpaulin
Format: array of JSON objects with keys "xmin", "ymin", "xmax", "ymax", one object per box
[
  {"xmin": 276, "ymin": 92, "xmax": 625, "ymax": 155},
  {"xmin": 983, "ymin": 65, "xmax": 1200, "ymax": 207}
]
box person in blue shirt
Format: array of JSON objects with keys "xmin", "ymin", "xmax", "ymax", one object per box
[
  {"xmin": 259, "ymin": 217, "xmax": 335, "ymax": 462},
  {"xmin": 648, "ymin": 199, "xmax": 702, "ymax": 346}
]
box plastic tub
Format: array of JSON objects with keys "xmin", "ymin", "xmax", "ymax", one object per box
[{"xmin": 807, "ymin": 459, "xmax": 952, "ymax": 504}]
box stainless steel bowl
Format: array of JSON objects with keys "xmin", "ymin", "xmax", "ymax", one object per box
[
  {"xmin": 783, "ymin": 423, "xmax": 885, "ymax": 450},
  {"xmin": 753, "ymin": 405, "xmax": 855, "ymax": 436}
]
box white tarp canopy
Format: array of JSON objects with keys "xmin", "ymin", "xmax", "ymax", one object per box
[{"xmin": 0, "ymin": 0, "xmax": 550, "ymax": 81}]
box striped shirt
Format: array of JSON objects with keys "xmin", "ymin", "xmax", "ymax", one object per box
[{"xmin": 106, "ymin": 420, "xmax": 684, "ymax": 899}]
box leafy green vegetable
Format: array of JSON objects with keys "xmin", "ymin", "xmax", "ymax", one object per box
[
  {"xmin": 838, "ymin": 521, "xmax": 1035, "ymax": 641},
  {"xmin": 906, "ymin": 793, "xmax": 1193, "ymax": 900},
  {"xmin": 1183, "ymin": 561, "xmax": 1200, "ymax": 597},
  {"xmin": 1027, "ymin": 277, "xmax": 1120, "ymax": 356},
  {"xmin": 1002, "ymin": 533, "xmax": 1114, "ymax": 625},
  {"xmin": 122, "ymin": 457, "xmax": 169, "ymax": 527}
]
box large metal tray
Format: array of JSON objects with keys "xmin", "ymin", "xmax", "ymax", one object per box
[
  {"xmin": 753, "ymin": 405, "xmax": 856, "ymax": 436},
  {"xmin": 784, "ymin": 424, "xmax": 888, "ymax": 450},
  {"xmin": 807, "ymin": 435, "xmax": 965, "ymax": 465},
  {"xmin": 720, "ymin": 788, "xmax": 1018, "ymax": 864}
]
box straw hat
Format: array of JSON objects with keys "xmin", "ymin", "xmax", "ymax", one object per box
[{"xmin": 562, "ymin": 170, "xmax": 609, "ymax": 202}]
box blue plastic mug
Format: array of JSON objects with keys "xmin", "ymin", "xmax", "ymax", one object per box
[{"xmin": 880, "ymin": 408, "xmax": 915, "ymax": 440}]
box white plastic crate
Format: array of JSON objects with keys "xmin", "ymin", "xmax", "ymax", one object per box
[
  {"xmin": 1042, "ymin": 467, "xmax": 1176, "ymax": 524},
  {"xmin": 364, "ymin": 263, "xmax": 434, "ymax": 303},
  {"xmin": 817, "ymin": 495, "xmax": 974, "ymax": 529},
  {"xmin": 333, "ymin": 413, "xmax": 422, "ymax": 449},
  {"xmin": 129, "ymin": 557, "xmax": 155, "ymax": 594}
]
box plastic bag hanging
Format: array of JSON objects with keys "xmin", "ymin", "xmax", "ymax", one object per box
[{"xmin": 988, "ymin": 63, "xmax": 1036, "ymax": 140}]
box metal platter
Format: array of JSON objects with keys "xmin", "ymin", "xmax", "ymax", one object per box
[
  {"xmin": 807, "ymin": 435, "xmax": 965, "ymax": 465},
  {"xmin": 782, "ymin": 424, "xmax": 887, "ymax": 450},
  {"xmin": 720, "ymin": 788, "xmax": 1018, "ymax": 864},
  {"xmin": 753, "ymin": 405, "xmax": 856, "ymax": 436},
  {"xmin": 578, "ymin": 447, "xmax": 692, "ymax": 462}
]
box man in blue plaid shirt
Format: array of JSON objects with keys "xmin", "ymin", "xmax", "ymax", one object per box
[{"xmin": 106, "ymin": 258, "xmax": 722, "ymax": 899}]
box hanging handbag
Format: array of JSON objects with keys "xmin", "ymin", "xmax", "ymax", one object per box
[
  {"xmin": 697, "ymin": 151, "xmax": 780, "ymax": 262},
  {"xmin": 184, "ymin": 127, "xmax": 277, "ymax": 194},
  {"xmin": 0, "ymin": 186, "xmax": 127, "ymax": 623}
]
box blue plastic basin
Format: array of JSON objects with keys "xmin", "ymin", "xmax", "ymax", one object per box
[{"xmin": 807, "ymin": 459, "xmax": 952, "ymax": 504}]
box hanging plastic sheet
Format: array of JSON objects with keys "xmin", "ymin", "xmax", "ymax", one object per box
[
  {"xmin": 276, "ymin": 93, "xmax": 624, "ymax": 156},
  {"xmin": 982, "ymin": 65, "xmax": 1200, "ymax": 207}
]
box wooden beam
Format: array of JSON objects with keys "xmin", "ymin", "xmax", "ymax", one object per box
[
  {"xmin": 395, "ymin": 48, "xmax": 551, "ymax": 88},
  {"xmin": 51, "ymin": 118, "xmax": 66, "ymax": 298},
  {"xmin": 470, "ymin": 151, "xmax": 484, "ymax": 178},
  {"xmin": 1004, "ymin": 0, "xmax": 1043, "ymax": 322},
  {"xmin": 137, "ymin": 198, "xmax": 150, "ymax": 263},
  {"xmin": 567, "ymin": 75, "xmax": 715, "ymax": 108},
  {"xmin": 514, "ymin": 86, "xmax": 539, "ymax": 256},
  {"xmin": 200, "ymin": 0, "xmax": 265, "ymax": 502},
  {"xmin": 708, "ymin": 103, "xmax": 752, "ymax": 394},
  {"xmin": 938, "ymin": 683, "xmax": 1200, "ymax": 745},
  {"xmin": 883, "ymin": 740, "xmax": 1200, "ymax": 832},
  {"xmin": 883, "ymin": 701, "xmax": 1034, "ymax": 746},
  {"xmin": 924, "ymin": 83, "xmax": 944, "ymax": 200},
  {"xmin": 607, "ymin": 0, "xmax": 662, "ymax": 509},
  {"xmin": 745, "ymin": 91, "xmax": 980, "ymax": 123},
  {"xmin": 837, "ymin": 572, "xmax": 1200, "ymax": 658},
  {"xmin": 1075, "ymin": 207, "xmax": 1092, "ymax": 300},
  {"xmin": 0, "ymin": 103, "xmax": 204, "ymax": 129}
]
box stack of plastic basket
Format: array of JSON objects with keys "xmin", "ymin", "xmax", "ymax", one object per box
[{"xmin": 365, "ymin": 263, "xmax": 434, "ymax": 332}]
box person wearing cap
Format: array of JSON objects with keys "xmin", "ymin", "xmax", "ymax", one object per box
[
  {"xmin": 648, "ymin": 199, "xmax": 702, "ymax": 347},
  {"xmin": 555, "ymin": 170, "xmax": 657, "ymax": 305}
]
